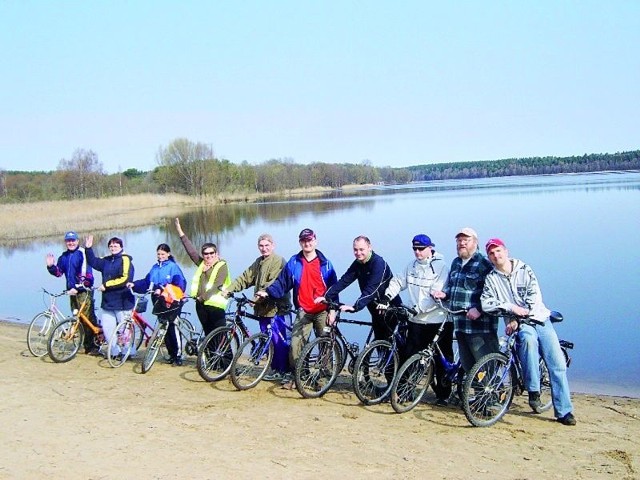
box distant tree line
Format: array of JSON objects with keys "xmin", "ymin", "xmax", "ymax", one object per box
[
  {"xmin": 0, "ymin": 140, "xmax": 637, "ymax": 203},
  {"xmin": 407, "ymin": 150, "xmax": 640, "ymax": 181}
]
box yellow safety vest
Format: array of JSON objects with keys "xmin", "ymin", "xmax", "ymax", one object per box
[{"xmin": 190, "ymin": 260, "xmax": 231, "ymax": 309}]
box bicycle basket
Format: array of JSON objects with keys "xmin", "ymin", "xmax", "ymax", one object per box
[{"xmin": 135, "ymin": 297, "xmax": 148, "ymax": 313}]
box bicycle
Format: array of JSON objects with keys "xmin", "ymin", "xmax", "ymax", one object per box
[
  {"xmin": 141, "ymin": 299, "xmax": 199, "ymax": 374},
  {"xmin": 46, "ymin": 287, "xmax": 103, "ymax": 363},
  {"xmin": 351, "ymin": 303, "xmax": 416, "ymax": 405},
  {"xmin": 389, "ymin": 300, "xmax": 466, "ymax": 414},
  {"xmin": 461, "ymin": 312, "xmax": 574, "ymax": 427},
  {"xmin": 27, "ymin": 288, "xmax": 70, "ymax": 357},
  {"xmin": 196, "ymin": 294, "xmax": 255, "ymax": 382},
  {"xmin": 107, "ymin": 288, "xmax": 154, "ymax": 368},
  {"xmin": 294, "ymin": 301, "xmax": 373, "ymax": 399},
  {"xmin": 229, "ymin": 308, "xmax": 294, "ymax": 390}
]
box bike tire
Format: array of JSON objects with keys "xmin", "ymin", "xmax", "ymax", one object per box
[
  {"xmin": 197, "ymin": 326, "xmax": 240, "ymax": 382},
  {"xmin": 107, "ymin": 318, "xmax": 136, "ymax": 368},
  {"xmin": 27, "ymin": 311, "xmax": 56, "ymax": 357},
  {"xmin": 537, "ymin": 357, "xmax": 553, "ymax": 413},
  {"xmin": 352, "ymin": 340, "xmax": 397, "ymax": 405},
  {"xmin": 390, "ymin": 353, "xmax": 434, "ymax": 414},
  {"xmin": 47, "ymin": 317, "xmax": 84, "ymax": 363},
  {"xmin": 294, "ymin": 336, "xmax": 341, "ymax": 399},
  {"xmin": 230, "ymin": 332, "xmax": 273, "ymax": 390},
  {"xmin": 462, "ymin": 352, "xmax": 515, "ymax": 427},
  {"xmin": 141, "ymin": 323, "xmax": 167, "ymax": 374}
]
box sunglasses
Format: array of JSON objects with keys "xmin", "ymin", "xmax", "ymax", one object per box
[
  {"xmin": 202, "ymin": 251, "xmax": 216, "ymax": 256},
  {"xmin": 412, "ymin": 246, "xmax": 427, "ymax": 251}
]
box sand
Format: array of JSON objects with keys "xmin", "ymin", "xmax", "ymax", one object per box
[{"xmin": 1, "ymin": 321, "xmax": 638, "ymax": 480}]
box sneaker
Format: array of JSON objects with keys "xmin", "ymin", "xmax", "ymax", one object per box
[
  {"xmin": 434, "ymin": 398, "xmax": 448, "ymax": 407},
  {"xmin": 264, "ymin": 371, "xmax": 285, "ymax": 382},
  {"xmin": 280, "ymin": 372, "xmax": 293, "ymax": 385},
  {"xmin": 528, "ymin": 391, "xmax": 543, "ymax": 414},
  {"xmin": 174, "ymin": 358, "xmax": 184, "ymax": 367},
  {"xmin": 281, "ymin": 381, "xmax": 294, "ymax": 390},
  {"xmin": 85, "ymin": 348, "xmax": 101, "ymax": 356},
  {"xmin": 167, "ymin": 357, "xmax": 176, "ymax": 365},
  {"xmin": 557, "ymin": 412, "xmax": 577, "ymax": 426}
]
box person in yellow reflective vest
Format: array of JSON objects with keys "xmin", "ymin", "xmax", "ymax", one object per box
[{"xmin": 175, "ymin": 218, "xmax": 231, "ymax": 335}]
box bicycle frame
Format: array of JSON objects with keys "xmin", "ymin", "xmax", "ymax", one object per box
[{"xmin": 27, "ymin": 288, "xmax": 71, "ymax": 357}]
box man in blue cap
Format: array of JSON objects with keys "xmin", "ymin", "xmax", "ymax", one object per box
[
  {"xmin": 383, "ymin": 233, "xmax": 452, "ymax": 406},
  {"xmin": 46, "ymin": 231, "xmax": 99, "ymax": 355}
]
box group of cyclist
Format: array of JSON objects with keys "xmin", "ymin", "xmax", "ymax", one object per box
[{"xmin": 46, "ymin": 220, "xmax": 576, "ymax": 426}]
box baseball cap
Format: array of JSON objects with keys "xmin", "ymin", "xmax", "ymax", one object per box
[
  {"xmin": 298, "ymin": 228, "xmax": 316, "ymax": 241},
  {"xmin": 455, "ymin": 227, "xmax": 478, "ymax": 239},
  {"xmin": 485, "ymin": 238, "xmax": 506, "ymax": 253},
  {"xmin": 412, "ymin": 234, "xmax": 434, "ymax": 247},
  {"xmin": 64, "ymin": 231, "xmax": 78, "ymax": 241}
]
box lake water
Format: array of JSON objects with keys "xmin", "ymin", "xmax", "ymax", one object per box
[{"xmin": 2, "ymin": 171, "xmax": 639, "ymax": 398}]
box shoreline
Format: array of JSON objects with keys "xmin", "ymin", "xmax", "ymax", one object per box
[
  {"xmin": 5, "ymin": 317, "xmax": 638, "ymax": 401},
  {"xmin": 2, "ymin": 320, "xmax": 639, "ymax": 479}
]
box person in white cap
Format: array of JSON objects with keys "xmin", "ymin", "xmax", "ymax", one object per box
[
  {"xmin": 481, "ymin": 238, "xmax": 576, "ymax": 426},
  {"xmin": 433, "ymin": 227, "xmax": 497, "ymax": 374}
]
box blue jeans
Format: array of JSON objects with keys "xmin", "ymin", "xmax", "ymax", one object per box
[{"xmin": 517, "ymin": 319, "xmax": 573, "ymax": 418}]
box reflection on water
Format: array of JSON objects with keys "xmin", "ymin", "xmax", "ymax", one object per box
[{"xmin": 2, "ymin": 171, "xmax": 639, "ymax": 397}]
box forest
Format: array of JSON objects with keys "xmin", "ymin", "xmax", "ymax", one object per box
[{"xmin": 1, "ymin": 138, "xmax": 638, "ymax": 203}]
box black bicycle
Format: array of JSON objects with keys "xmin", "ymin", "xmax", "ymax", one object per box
[
  {"xmin": 351, "ymin": 304, "xmax": 415, "ymax": 405},
  {"xmin": 196, "ymin": 295, "xmax": 255, "ymax": 382},
  {"xmin": 294, "ymin": 301, "xmax": 373, "ymax": 399}
]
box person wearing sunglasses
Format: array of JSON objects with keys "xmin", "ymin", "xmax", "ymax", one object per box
[
  {"xmin": 175, "ymin": 217, "xmax": 231, "ymax": 337},
  {"xmin": 382, "ymin": 234, "xmax": 451, "ymax": 406}
]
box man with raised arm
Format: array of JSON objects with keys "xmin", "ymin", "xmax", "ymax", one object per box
[
  {"xmin": 432, "ymin": 227, "xmax": 497, "ymax": 374},
  {"xmin": 46, "ymin": 231, "xmax": 99, "ymax": 355},
  {"xmin": 481, "ymin": 238, "xmax": 576, "ymax": 426},
  {"xmin": 222, "ymin": 233, "xmax": 292, "ymax": 381},
  {"xmin": 255, "ymin": 228, "xmax": 337, "ymax": 389}
]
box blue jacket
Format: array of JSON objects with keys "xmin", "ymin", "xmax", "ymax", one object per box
[
  {"xmin": 47, "ymin": 247, "xmax": 94, "ymax": 291},
  {"xmin": 266, "ymin": 249, "xmax": 337, "ymax": 309},
  {"xmin": 132, "ymin": 257, "xmax": 187, "ymax": 293},
  {"xmin": 86, "ymin": 247, "xmax": 135, "ymax": 311}
]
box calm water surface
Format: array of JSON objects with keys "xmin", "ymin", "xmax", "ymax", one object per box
[{"xmin": 2, "ymin": 172, "xmax": 639, "ymax": 397}]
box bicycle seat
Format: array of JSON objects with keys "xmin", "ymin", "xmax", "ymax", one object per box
[{"xmin": 549, "ymin": 311, "xmax": 563, "ymax": 323}]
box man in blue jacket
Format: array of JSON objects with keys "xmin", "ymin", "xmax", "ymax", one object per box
[
  {"xmin": 256, "ymin": 228, "xmax": 337, "ymax": 388},
  {"xmin": 46, "ymin": 231, "xmax": 99, "ymax": 355}
]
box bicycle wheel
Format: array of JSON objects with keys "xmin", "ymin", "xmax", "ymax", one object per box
[
  {"xmin": 47, "ymin": 317, "xmax": 84, "ymax": 363},
  {"xmin": 230, "ymin": 332, "xmax": 273, "ymax": 390},
  {"xmin": 462, "ymin": 352, "xmax": 515, "ymax": 427},
  {"xmin": 294, "ymin": 336, "xmax": 341, "ymax": 399},
  {"xmin": 197, "ymin": 326, "xmax": 240, "ymax": 382},
  {"xmin": 352, "ymin": 340, "xmax": 397, "ymax": 405},
  {"xmin": 27, "ymin": 311, "xmax": 56, "ymax": 357},
  {"xmin": 537, "ymin": 357, "xmax": 553, "ymax": 413},
  {"xmin": 390, "ymin": 353, "xmax": 434, "ymax": 414},
  {"xmin": 141, "ymin": 322, "xmax": 168, "ymax": 374},
  {"xmin": 107, "ymin": 318, "xmax": 136, "ymax": 368}
]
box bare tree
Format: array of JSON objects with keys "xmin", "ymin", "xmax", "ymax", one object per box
[
  {"xmin": 56, "ymin": 149, "xmax": 104, "ymax": 198},
  {"xmin": 156, "ymin": 138, "xmax": 213, "ymax": 196}
]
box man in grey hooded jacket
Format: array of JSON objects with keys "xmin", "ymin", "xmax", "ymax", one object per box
[{"xmin": 481, "ymin": 238, "xmax": 576, "ymax": 426}]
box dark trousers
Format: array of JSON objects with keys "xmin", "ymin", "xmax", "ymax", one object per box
[
  {"xmin": 368, "ymin": 303, "xmax": 397, "ymax": 342},
  {"xmin": 404, "ymin": 321, "xmax": 454, "ymax": 401},
  {"xmin": 71, "ymin": 291, "xmax": 98, "ymax": 352},
  {"xmin": 153, "ymin": 295, "xmax": 183, "ymax": 359},
  {"xmin": 195, "ymin": 302, "xmax": 226, "ymax": 336}
]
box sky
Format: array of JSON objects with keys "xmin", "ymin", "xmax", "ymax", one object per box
[{"xmin": 1, "ymin": 1, "xmax": 639, "ymax": 174}]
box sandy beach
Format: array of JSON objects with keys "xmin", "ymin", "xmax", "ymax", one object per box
[{"xmin": 1, "ymin": 320, "xmax": 638, "ymax": 480}]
